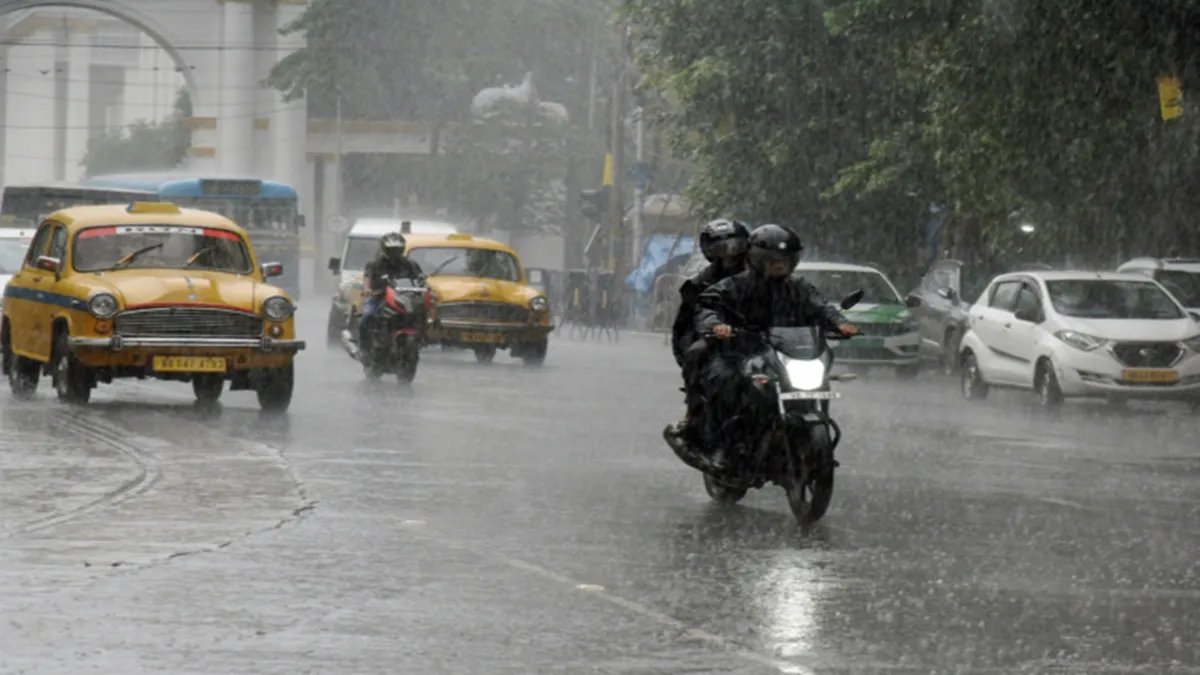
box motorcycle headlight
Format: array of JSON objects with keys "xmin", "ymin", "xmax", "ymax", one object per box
[
  {"xmin": 784, "ymin": 358, "xmax": 826, "ymax": 391},
  {"xmin": 262, "ymin": 295, "xmax": 294, "ymax": 321},
  {"xmin": 399, "ymin": 294, "xmax": 416, "ymax": 312},
  {"xmin": 1054, "ymin": 330, "xmax": 1106, "ymax": 352},
  {"xmin": 87, "ymin": 292, "xmax": 118, "ymax": 319},
  {"xmin": 530, "ymin": 296, "xmax": 549, "ymax": 312}
]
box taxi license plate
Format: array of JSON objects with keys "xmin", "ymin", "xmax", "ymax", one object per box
[
  {"xmin": 459, "ymin": 331, "xmax": 502, "ymax": 344},
  {"xmin": 153, "ymin": 356, "xmax": 227, "ymax": 373},
  {"xmin": 779, "ymin": 391, "xmax": 840, "ymax": 400},
  {"xmin": 1121, "ymin": 369, "xmax": 1177, "ymax": 383}
]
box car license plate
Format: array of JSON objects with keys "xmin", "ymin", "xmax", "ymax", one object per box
[
  {"xmin": 459, "ymin": 331, "xmax": 502, "ymax": 344},
  {"xmin": 779, "ymin": 391, "xmax": 840, "ymax": 400},
  {"xmin": 1121, "ymin": 368, "xmax": 1177, "ymax": 383},
  {"xmin": 153, "ymin": 356, "xmax": 227, "ymax": 373}
]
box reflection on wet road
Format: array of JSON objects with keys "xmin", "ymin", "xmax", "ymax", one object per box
[{"xmin": 2, "ymin": 308, "xmax": 1200, "ymax": 673}]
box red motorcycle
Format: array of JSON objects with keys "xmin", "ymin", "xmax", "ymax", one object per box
[{"xmin": 342, "ymin": 275, "xmax": 432, "ymax": 383}]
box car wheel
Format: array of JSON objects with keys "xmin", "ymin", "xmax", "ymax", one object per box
[
  {"xmin": 51, "ymin": 332, "xmax": 91, "ymax": 404},
  {"xmin": 961, "ymin": 352, "xmax": 989, "ymax": 401},
  {"xmin": 193, "ymin": 375, "xmax": 224, "ymax": 403},
  {"xmin": 256, "ymin": 364, "xmax": 294, "ymax": 413},
  {"xmin": 522, "ymin": 339, "xmax": 547, "ymax": 366},
  {"xmin": 474, "ymin": 346, "xmax": 497, "ymax": 364},
  {"xmin": 8, "ymin": 352, "xmax": 39, "ymax": 399},
  {"xmin": 1036, "ymin": 360, "xmax": 1063, "ymax": 409}
]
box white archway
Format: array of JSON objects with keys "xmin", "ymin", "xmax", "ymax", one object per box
[{"xmin": 0, "ymin": 0, "xmax": 199, "ymax": 100}]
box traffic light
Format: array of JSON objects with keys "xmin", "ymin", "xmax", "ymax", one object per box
[{"xmin": 580, "ymin": 185, "xmax": 611, "ymax": 223}]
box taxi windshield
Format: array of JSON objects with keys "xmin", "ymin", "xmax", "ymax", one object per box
[
  {"xmin": 407, "ymin": 246, "xmax": 521, "ymax": 282},
  {"xmin": 0, "ymin": 239, "xmax": 28, "ymax": 274},
  {"xmin": 73, "ymin": 224, "xmax": 253, "ymax": 274}
]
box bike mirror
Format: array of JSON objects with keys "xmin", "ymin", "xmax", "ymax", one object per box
[{"xmin": 840, "ymin": 289, "xmax": 864, "ymax": 309}]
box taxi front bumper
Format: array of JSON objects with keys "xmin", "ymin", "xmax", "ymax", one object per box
[
  {"xmin": 434, "ymin": 319, "xmax": 554, "ymax": 334},
  {"xmin": 68, "ymin": 336, "xmax": 307, "ymax": 351}
]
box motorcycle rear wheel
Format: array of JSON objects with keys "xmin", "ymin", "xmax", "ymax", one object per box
[
  {"xmin": 785, "ymin": 424, "xmax": 835, "ymax": 524},
  {"xmin": 703, "ymin": 473, "xmax": 748, "ymax": 504}
]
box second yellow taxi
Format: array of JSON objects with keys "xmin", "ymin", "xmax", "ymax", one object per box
[{"xmin": 0, "ymin": 202, "xmax": 305, "ymax": 410}]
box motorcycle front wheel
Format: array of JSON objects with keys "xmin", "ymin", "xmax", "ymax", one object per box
[
  {"xmin": 785, "ymin": 424, "xmax": 835, "ymax": 525},
  {"xmin": 703, "ymin": 473, "xmax": 748, "ymax": 504},
  {"xmin": 398, "ymin": 347, "xmax": 419, "ymax": 384}
]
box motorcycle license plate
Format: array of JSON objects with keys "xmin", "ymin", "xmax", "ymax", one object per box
[{"xmin": 779, "ymin": 391, "xmax": 839, "ymax": 400}]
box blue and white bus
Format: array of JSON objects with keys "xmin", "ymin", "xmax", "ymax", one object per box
[{"xmin": 83, "ymin": 172, "xmax": 305, "ymax": 298}]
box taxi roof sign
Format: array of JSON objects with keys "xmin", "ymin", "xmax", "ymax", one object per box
[
  {"xmin": 446, "ymin": 233, "xmax": 473, "ymax": 241},
  {"xmin": 126, "ymin": 201, "xmax": 181, "ymax": 215}
]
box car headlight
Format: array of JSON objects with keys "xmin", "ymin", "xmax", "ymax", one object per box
[
  {"xmin": 1183, "ymin": 334, "xmax": 1200, "ymax": 352},
  {"xmin": 87, "ymin": 293, "xmax": 118, "ymax": 319},
  {"xmin": 530, "ymin": 296, "xmax": 549, "ymax": 312},
  {"xmin": 262, "ymin": 295, "xmax": 294, "ymax": 321},
  {"xmin": 1054, "ymin": 330, "xmax": 1106, "ymax": 352},
  {"xmin": 784, "ymin": 358, "xmax": 826, "ymax": 391}
]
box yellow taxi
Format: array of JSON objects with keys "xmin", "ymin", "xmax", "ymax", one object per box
[
  {"xmin": 0, "ymin": 202, "xmax": 305, "ymax": 410},
  {"xmin": 347, "ymin": 233, "xmax": 552, "ymax": 364}
]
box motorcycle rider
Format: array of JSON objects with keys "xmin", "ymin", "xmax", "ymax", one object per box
[
  {"xmin": 359, "ymin": 232, "xmax": 426, "ymax": 360},
  {"xmin": 688, "ymin": 224, "xmax": 858, "ymax": 470},
  {"xmin": 664, "ymin": 219, "xmax": 750, "ymax": 448}
]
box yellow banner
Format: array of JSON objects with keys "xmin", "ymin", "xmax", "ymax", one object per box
[
  {"xmin": 1158, "ymin": 75, "xmax": 1183, "ymax": 120},
  {"xmin": 602, "ymin": 153, "xmax": 614, "ymax": 186}
]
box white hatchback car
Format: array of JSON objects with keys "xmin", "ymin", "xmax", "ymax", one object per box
[
  {"xmin": 0, "ymin": 227, "xmax": 35, "ymax": 294},
  {"xmin": 958, "ymin": 270, "xmax": 1200, "ymax": 408}
]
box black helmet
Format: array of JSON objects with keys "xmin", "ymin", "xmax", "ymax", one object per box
[
  {"xmin": 698, "ymin": 218, "xmax": 750, "ymax": 262},
  {"xmin": 747, "ymin": 224, "xmax": 803, "ymax": 279},
  {"xmin": 380, "ymin": 232, "xmax": 407, "ymax": 262}
]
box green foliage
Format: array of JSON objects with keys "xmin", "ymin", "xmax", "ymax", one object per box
[
  {"xmin": 81, "ymin": 90, "xmax": 192, "ymax": 177},
  {"xmin": 627, "ymin": 0, "xmax": 1200, "ymax": 270}
]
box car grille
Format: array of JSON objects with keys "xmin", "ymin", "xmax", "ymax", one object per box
[
  {"xmin": 835, "ymin": 345, "xmax": 896, "ymax": 360},
  {"xmin": 115, "ymin": 308, "xmax": 264, "ymax": 338},
  {"xmin": 857, "ymin": 322, "xmax": 911, "ymax": 337},
  {"xmin": 1110, "ymin": 341, "xmax": 1182, "ymax": 368},
  {"xmin": 437, "ymin": 302, "xmax": 530, "ymax": 323}
]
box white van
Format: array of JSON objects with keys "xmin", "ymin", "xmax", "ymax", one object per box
[{"xmin": 324, "ymin": 218, "xmax": 460, "ymax": 342}]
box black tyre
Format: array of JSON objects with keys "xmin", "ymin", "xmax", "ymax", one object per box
[
  {"xmin": 703, "ymin": 473, "xmax": 748, "ymax": 504},
  {"xmin": 51, "ymin": 332, "xmax": 91, "ymax": 404},
  {"xmin": 256, "ymin": 363, "xmax": 294, "ymax": 413},
  {"xmin": 192, "ymin": 375, "xmax": 224, "ymax": 403},
  {"xmin": 398, "ymin": 349, "xmax": 419, "ymax": 384},
  {"xmin": 785, "ymin": 424, "xmax": 835, "ymax": 524},
  {"xmin": 8, "ymin": 353, "xmax": 39, "ymax": 399},
  {"xmin": 1036, "ymin": 360, "xmax": 1063, "ymax": 409},
  {"xmin": 522, "ymin": 339, "xmax": 547, "ymax": 366},
  {"xmin": 961, "ymin": 352, "xmax": 989, "ymax": 401},
  {"xmin": 474, "ymin": 346, "xmax": 497, "ymax": 364}
]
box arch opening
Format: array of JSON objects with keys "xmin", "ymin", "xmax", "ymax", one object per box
[{"xmin": 0, "ymin": 0, "xmax": 199, "ymax": 100}]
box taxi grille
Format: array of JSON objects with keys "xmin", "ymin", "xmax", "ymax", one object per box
[
  {"xmin": 437, "ymin": 302, "xmax": 529, "ymax": 323},
  {"xmin": 115, "ymin": 308, "xmax": 264, "ymax": 338},
  {"xmin": 1111, "ymin": 342, "xmax": 1182, "ymax": 368}
]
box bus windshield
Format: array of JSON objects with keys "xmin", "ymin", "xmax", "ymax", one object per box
[{"xmin": 1, "ymin": 185, "xmax": 155, "ymax": 226}]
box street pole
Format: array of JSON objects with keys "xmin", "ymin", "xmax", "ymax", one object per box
[
  {"xmin": 631, "ymin": 106, "xmax": 644, "ymax": 269},
  {"xmin": 606, "ymin": 33, "xmax": 625, "ymax": 272}
]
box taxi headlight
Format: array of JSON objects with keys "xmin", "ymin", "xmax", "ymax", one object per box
[
  {"xmin": 262, "ymin": 295, "xmax": 294, "ymax": 321},
  {"xmin": 784, "ymin": 358, "xmax": 826, "ymax": 391},
  {"xmin": 530, "ymin": 296, "xmax": 549, "ymax": 312},
  {"xmin": 88, "ymin": 293, "xmax": 118, "ymax": 319}
]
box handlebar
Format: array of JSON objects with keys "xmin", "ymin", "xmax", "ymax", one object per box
[{"xmin": 701, "ymin": 328, "xmax": 858, "ymax": 342}]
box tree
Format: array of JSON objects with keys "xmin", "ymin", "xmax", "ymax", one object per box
[{"xmin": 81, "ymin": 89, "xmax": 192, "ymax": 177}]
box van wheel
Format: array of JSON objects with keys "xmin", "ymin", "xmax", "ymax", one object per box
[{"xmin": 51, "ymin": 332, "xmax": 91, "ymax": 404}]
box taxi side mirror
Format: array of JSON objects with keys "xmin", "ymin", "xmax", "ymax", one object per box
[
  {"xmin": 35, "ymin": 255, "xmax": 60, "ymax": 274},
  {"xmin": 261, "ymin": 261, "xmax": 283, "ymax": 279}
]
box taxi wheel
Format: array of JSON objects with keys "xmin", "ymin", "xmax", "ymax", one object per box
[
  {"xmin": 474, "ymin": 346, "xmax": 496, "ymax": 364},
  {"xmin": 8, "ymin": 354, "xmax": 39, "ymax": 399},
  {"xmin": 522, "ymin": 339, "xmax": 547, "ymax": 367},
  {"xmin": 192, "ymin": 375, "xmax": 224, "ymax": 403},
  {"xmin": 256, "ymin": 364, "xmax": 294, "ymax": 413},
  {"xmin": 51, "ymin": 333, "xmax": 91, "ymax": 404}
]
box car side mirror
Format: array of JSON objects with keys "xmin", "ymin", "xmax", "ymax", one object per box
[
  {"xmin": 905, "ymin": 295, "xmax": 921, "ymax": 308},
  {"xmin": 328, "ymin": 257, "xmax": 341, "ymax": 274},
  {"xmin": 840, "ymin": 289, "xmax": 864, "ymax": 309},
  {"xmin": 261, "ymin": 261, "xmax": 283, "ymax": 279},
  {"xmin": 1014, "ymin": 307, "xmax": 1042, "ymax": 323},
  {"xmin": 35, "ymin": 255, "xmax": 59, "ymax": 274},
  {"xmin": 936, "ymin": 287, "xmax": 956, "ymax": 301}
]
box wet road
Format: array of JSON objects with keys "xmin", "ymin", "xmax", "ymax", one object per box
[{"xmin": 3, "ymin": 307, "xmax": 1200, "ymax": 674}]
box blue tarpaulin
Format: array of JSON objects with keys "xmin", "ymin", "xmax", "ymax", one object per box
[{"xmin": 625, "ymin": 234, "xmax": 695, "ymax": 292}]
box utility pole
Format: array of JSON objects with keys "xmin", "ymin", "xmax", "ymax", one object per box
[{"xmin": 606, "ymin": 27, "xmax": 626, "ymax": 272}]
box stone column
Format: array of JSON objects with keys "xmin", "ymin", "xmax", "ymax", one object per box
[
  {"xmin": 218, "ymin": 0, "xmax": 256, "ymax": 175},
  {"xmin": 64, "ymin": 42, "xmax": 90, "ymax": 181},
  {"xmin": 271, "ymin": 1, "xmax": 307, "ymax": 193}
]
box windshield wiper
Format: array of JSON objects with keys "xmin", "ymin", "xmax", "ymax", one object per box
[
  {"xmin": 428, "ymin": 256, "xmax": 460, "ymax": 276},
  {"xmin": 183, "ymin": 245, "xmax": 216, "ymax": 269},
  {"xmin": 112, "ymin": 243, "xmax": 163, "ymax": 270}
]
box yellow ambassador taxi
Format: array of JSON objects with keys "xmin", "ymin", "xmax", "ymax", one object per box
[
  {"xmin": 0, "ymin": 202, "xmax": 305, "ymax": 410},
  {"xmin": 346, "ymin": 233, "xmax": 552, "ymax": 364}
]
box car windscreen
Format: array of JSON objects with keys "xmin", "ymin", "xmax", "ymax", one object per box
[
  {"xmin": 73, "ymin": 224, "xmax": 253, "ymax": 274},
  {"xmin": 343, "ymin": 236, "xmax": 379, "ymax": 271},
  {"xmin": 796, "ymin": 269, "xmax": 900, "ymax": 305},
  {"xmin": 0, "ymin": 239, "xmax": 29, "ymax": 274},
  {"xmin": 1046, "ymin": 279, "xmax": 1185, "ymax": 319},
  {"xmin": 407, "ymin": 246, "xmax": 521, "ymax": 282},
  {"xmin": 1155, "ymin": 270, "xmax": 1200, "ymax": 307}
]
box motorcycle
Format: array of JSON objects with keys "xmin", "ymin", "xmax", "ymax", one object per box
[
  {"xmin": 341, "ymin": 275, "xmax": 432, "ymax": 383},
  {"xmin": 669, "ymin": 290, "xmax": 863, "ymax": 525}
]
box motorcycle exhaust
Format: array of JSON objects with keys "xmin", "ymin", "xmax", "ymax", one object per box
[{"xmin": 340, "ymin": 330, "xmax": 361, "ymax": 360}]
